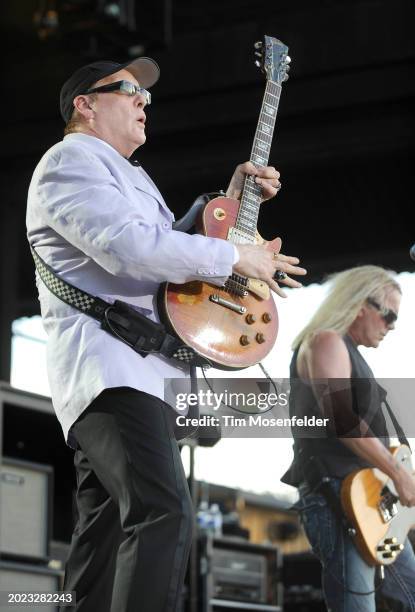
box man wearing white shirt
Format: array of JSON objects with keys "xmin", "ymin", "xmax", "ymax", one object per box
[{"xmin": 27, "ymin": 56, "xmax": 306, "ymax": 612}]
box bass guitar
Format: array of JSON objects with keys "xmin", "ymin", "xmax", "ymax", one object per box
[
  {"xmin": 341, "ymin": 445, "xmax": 415, "ymax": 565},
  {"xmin": 159, "ymin": 35, "xmax": 291, "ymax": 370}
]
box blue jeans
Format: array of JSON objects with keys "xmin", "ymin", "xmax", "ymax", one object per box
[{"xmin": 297, "ymin": 479, "xmax": 415, "ymax": 612}]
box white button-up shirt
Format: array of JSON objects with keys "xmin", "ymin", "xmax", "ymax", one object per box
[{"xmin": 26, "ymin": 133, "xmax": 235, "ymax": 445}]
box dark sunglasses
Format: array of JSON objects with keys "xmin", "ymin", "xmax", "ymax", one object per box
[
  {"xmin": 84, "ymin": 80, "xmax": 151, "ymax": 105},
  {"xmin": 367, "ymin": 297, "xmax": 398, "ymax": 325}
]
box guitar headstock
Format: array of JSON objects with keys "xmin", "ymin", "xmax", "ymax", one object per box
[{"xmin": 254, "ymin": 35, "xmax": 291, "ymax": 84}]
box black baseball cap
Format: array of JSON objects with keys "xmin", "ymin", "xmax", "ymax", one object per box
[{"xmin": 59, "ymin": 57, "xmax": 160, "ymax": 124}]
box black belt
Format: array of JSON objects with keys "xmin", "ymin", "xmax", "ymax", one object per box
[{"xmin": 30, "ymin": 246, "xmax": 208, "ymax": 367}]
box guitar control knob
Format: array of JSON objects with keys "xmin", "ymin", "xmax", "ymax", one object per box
[
  {"xmin": 377, "ymin": 544, "xmax": 391, "ymax": 552},
  {"xmin": 245, "ymin": 314, "xmax": 256, "ymax": 324},
  {"xmin": 256, "ymin": 333, "xmax": 266, "ymax": 344},
  {"xmin": 240, "ymin": 335, "xmax": 250, "ymax": 346},
  {"xmin": 262, "ymin": 312, "xmax": 272, "ymax": 323},
  {"xmin": 384, "ymin": 538, "xmax": 398, "ymax": 545},
  {"xmin": 382, "ymin": 551, "xmax": 397, "ymax": 559}
]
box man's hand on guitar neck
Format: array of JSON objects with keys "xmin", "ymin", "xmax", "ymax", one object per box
[
  {"xmin": 226, "ymin": 161, "xmax": 281, "ymax": 201},
  {"xmin": 233, "ymin": 241, "xmax": 307, "ymax": 298}
]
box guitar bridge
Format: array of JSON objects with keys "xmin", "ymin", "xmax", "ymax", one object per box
[
  {"xmin": 225, "ymin": 274, "xmax": 249, "ymax": 297},
  {"xmin": 209, "ymin": 294, "xmax": 247, "ymax": 314}
]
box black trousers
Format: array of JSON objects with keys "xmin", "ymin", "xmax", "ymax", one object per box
[{"xmin": 61, "ymin": 387, "xmax": 193, "ymax": 612}]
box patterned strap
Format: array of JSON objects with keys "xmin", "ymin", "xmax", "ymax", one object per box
[
  {"xmin": 30, "ymin": 246, "xmax": 108, "ymax": 321},
  {"xmin": 30, "ymin": 246, "xmax": 206, "ymax": 366},
  {"xmin": 172, "ymin": 345, "xmax": 205, "ymax": 365}
]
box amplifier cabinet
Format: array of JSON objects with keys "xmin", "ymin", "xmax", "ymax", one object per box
[
  {"xmin": 199, "ymin": 535, "xmax": 282, "ymax": 612},
  {"xmin": 0, "ymin": 457, "xmax": 53, "ymax": 561},
  {"xmin": 0, "ymin": 560, "xmax": 63, "ymax": 612},
  {"xmin": 283, "ymin": 552, "xmax": 324, "ymax": 610},
  {"xmin": 211, "ymin": 547, "xmax": 267, "ymax": 601}
]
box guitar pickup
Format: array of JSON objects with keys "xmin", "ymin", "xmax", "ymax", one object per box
[{"xmin": 379, "ymin": 491, "xmax": 399, "ymax": 523}]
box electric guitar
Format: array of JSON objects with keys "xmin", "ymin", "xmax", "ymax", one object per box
[
  {"xmin": 341, "ymin": 445, "xmax": 415, "ymax": 565},
  {"xmin": 158, "ymin": 35, "xmax": 291, "ymax": 370}
]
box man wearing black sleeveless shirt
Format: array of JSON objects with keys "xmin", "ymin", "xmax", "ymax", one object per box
[{"xmin": 282, "ymin": 265, "xmax": 415, "ymax": 612}]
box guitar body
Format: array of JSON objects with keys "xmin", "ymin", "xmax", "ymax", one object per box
[
  {"xmin": 159, "ymin": 35, "xmax": 291, "ymax": 370},
  {"xmin": 341, "ymin": 445, "xmax": 415, "ymax": 565},
  {"xmin": 159, "ymin": 196, "xmax": 279, "ymax": 370}
]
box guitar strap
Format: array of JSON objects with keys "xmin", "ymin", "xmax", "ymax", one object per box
[
  {"xmin": 382, "ymin": 396, "xmax": 411, "ymax": 449},
  {"xmin": 30, "ymin": 246, "xmax": 208, "ymax": 368}
]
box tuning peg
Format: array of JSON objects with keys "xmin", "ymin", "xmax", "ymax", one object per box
[
  {"xmin": 283, "ymin": 73, "xmax": 289, "ymax": 81},
  {"xmin": 255, "ymin": 51, "xmax": 262, "ymax": 58},
  {"xmin": 285, "ymin": 64, "xmax": 291, "ymax": 72},
  {"xmin": 254, "ymin": 41, "xmax": 263, "ymax": 49},
  {"xmin": 286, "ymin": 55, "xmax": 291, "ymax": 64},
  {"xmin": 255, "ymin": 60, "xmax": 261, "ymax": 68}
]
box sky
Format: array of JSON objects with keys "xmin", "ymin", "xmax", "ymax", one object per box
[{"xmin": 11, "ymin": 271, "xmax": 415, "ymax": 503}]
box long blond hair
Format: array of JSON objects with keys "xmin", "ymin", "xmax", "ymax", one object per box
[{"xmin": 292, "ymin": 265, "xmax": 401, "ymax": 350}]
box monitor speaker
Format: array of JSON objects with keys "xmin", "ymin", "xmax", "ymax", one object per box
[
  {"xmin": 0, "ymin": 457, "xmax": 53, "ymax": 560},
  {"xmin": 0, "ymin": 560, "xmax": 63, "ymax": 612}
]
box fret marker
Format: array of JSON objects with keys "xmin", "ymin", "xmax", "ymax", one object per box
[
  {"xmin": 260, "ymin": 124, "xmax": 271, "ymax": 134},
  {"xmin": 264, "ymin": 105, "xmax": 275, "ymax": 116},
  {"xmin": 257, "ymin": 142, "xmax": 267, "ymax": 151}
]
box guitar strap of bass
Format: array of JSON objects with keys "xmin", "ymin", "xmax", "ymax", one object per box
[
  {"xmin": 383, "ymin": 398, "xmax": 410, "ymax": 449},
  {"xmin": 377, "ymin": 381, "xmax": 410, "ymax": 448}
]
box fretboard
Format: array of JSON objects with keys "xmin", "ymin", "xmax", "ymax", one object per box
[{"xmin": 234, "ymin": 80, "xmax": 282, "ymax": 241}]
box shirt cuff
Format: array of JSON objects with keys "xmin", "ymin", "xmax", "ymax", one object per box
[{"xmin": 232, "ymin": 245, "xmax": 239, "ymax": 265}]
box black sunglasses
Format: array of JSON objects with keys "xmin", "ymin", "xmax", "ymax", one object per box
[
  {"xmin": 367, "ymin": 297, "xmax": 398, "ymax": 325},
  {"xmin": 84, "ymin": 80, "xmax": 151, "ymax": 105}
]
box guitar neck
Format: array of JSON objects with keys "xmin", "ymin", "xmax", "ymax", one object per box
[{"xmin": 235, "ymin": 80, "xmax": 282, "ymax": 240}]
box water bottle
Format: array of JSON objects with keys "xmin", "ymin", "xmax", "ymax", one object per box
[
  {"xmin": 209, "ymin": 503, "xmax": 223, "ymax": 538},
  {"xmin": 196, "ymin": 501, "xmax": 210, "ymax": 533}
]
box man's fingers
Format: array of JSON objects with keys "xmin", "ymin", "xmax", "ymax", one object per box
[
  {"xmin": 272, "ymin": 251, "xmax": 307, "ymax": 275},
  {"xmin": 275, "ymin": 262, "xmax": 307, "ymax": 276},
  {"xmin": 269, "ymin": 279, "xmax": 287, "ymax": 298},
  {"xmin": 239, "ymin": 161, "xmax": 256, "ymax": 175},
  {"xmin": 269, "ymin": 274, "xmax": 303, "ymax": 296},
  {"xmin": 271, "ymin": 237, "xmax": 282, "ymax": 255},
  {"xmin": 276, "ymin": 253, "xmax": 300, "ymax": 264},
  {"xmin": 279, "ymin": 275, "xmax": 303, "ymax": 289},
  {"xmin": 256, "ymin": 178, "xmax": 281, "ymax": 201},
  {"xmin": 255, "ymin": 166, "xmax": 280, "ymax": 180},
  {"xmin": 255, "ymin": 177, "xmax": 280, "ymax": 188}
]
